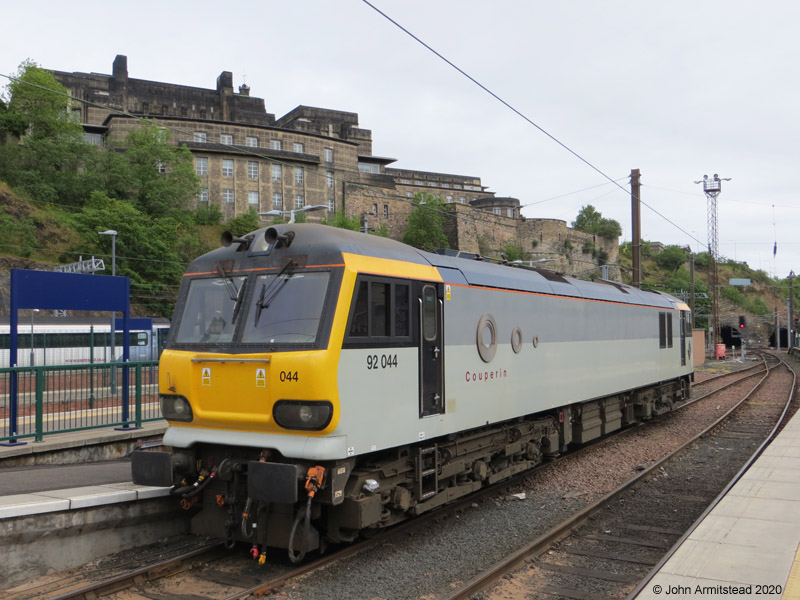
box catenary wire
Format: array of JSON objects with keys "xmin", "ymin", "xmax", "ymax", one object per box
[{"xmin": 360, "ymin": 0, "xmax": 706, "ymax": 248}]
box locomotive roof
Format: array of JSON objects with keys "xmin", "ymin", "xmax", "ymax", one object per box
[{"xmin": 190, "ymin": 224, "xmax": 681, "ymax": 311}]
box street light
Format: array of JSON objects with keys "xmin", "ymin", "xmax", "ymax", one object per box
[
  {"xmin": 259, "ymin": 204, "xmax": 328, "ymax": 224},
  {"xmin": 98, "ymin": 230, "xmax": 117, "ymax": 276},
  {"xmin": 29, "ymin": 309, "xmax": 39, "ymax": 367},
  {"xmin": 98, "ymin": 230, "xmax": 118, "ymax": 394}
]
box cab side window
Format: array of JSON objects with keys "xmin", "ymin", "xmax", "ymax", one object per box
[{"xmin": 346, "ymin": 276, "xmax": 412, "ymax": 344}]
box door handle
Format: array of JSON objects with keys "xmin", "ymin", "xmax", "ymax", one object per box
[{"xmin": 433, "ymin": 346, "xmax": 440, "ymax": 358}]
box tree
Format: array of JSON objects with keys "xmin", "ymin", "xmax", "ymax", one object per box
[
  {"xmin": 322, "ymin": 211, "xmax": 361, "ymax": 231},
  {"xmin": 403, "ymin": 192, "xmax": 449, "ymax": 251},
  {"xmin": 225, "ymin": 207, "xmax": 260, "ymax": 236},
  {"xmin": 0, "ymin": 61, "xmax": 95, "ymax": 206},
  {"xmin": 654, "ymin": 245, "xmax": 687, "ymax": 272},
  {"xmin": 572, "ymin": 205, "xmax": 622, "ymax": 239},
  {"xmin": 70, "ymin": 191, "xmax": 186, "ymax": 316},
  {"xmin": 96, "ymin": 121, "xmax": 198, "ymax": 221}
]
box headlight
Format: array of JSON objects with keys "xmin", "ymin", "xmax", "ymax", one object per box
[
  {"xmin": 273, "ymin": 400, "xmax": 333, "ymax": 431},
  {"xmin": 160, "ymin": 394, "xmax": 194, "ymax": 422}
]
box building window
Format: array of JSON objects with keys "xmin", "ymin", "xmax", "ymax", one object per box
[
  {"xmin": 459, "ymin": 197, "xmax": 467, "ymax": 204},
  {"xmin": 83, "ymin": 132, "xmax": 103, "ymax": 146},
  {"xmin": 327, "ymin": 197, "xmax": 335, "ymax": 212},
  {"xmin": 442, "ymin": 183, "xmax": 450, "ymax": 189},
  {"xmin": 248, "ymin": 161, "xmax": 259, "ymax": 180},
  {"xmin": 445, "ymin": 195, "xmax": 453, "ymax": 203},
  {"xmin": 383, "ymin": 205, "xmax": 389, "ymax": 218},
  {"xmin": 222, "ymin": 159, "xmax": 233, "ymax": 177},
  {"xmin": 293, "ymin": 142, "xmax": 304, "ymax": 153},
  {"xmin": 195, "ymin": 157, "xmax": 208, "ymax": 175},
  {"xmin": 273, "ymin": 192, "xmax": 283, "ymax": 209},
  {"xmin": 194, "ymin": 132, "xmax": 207, "ymax": 143},
  {"xmin": 493, "ymin": 208, "xmax": 502, "ymax": 216},
  {"xmin": 326, "ymin": 171, "xmax": 334, "ymax": 188},
  {"xmin": 358, "ymin": 162, "xmax": 380, "ymax": 174},
  {"xmin": 197, "ymin": 188, "xmax": 208, "ymax": 202},
  {"xmin": 271, "ymin": 164, "xmax": 281, "ymax": 181},
  {"xmin": 294, "ymin": 167, "xmax": 304, "ymax": 184},
  {"xmin": 507, "ymin": 208, "xmax": 514, "ymax": 218},
  {"xmin": 406, "ymin": 192, "xmax": 413, "ymax": 198},
  {"xmin": 223, "ymin": 189, "xmax": 234, "ymax": 203},
  {"xmin": 270, "ymin": 139, "xmax": 281, "ymax": 150},
  {"xmin": 372, "ymin": 203, "xmax": 378, "ymax": 214},
  {"xmin": 156, "ymin": 160, "xmax": 166, "ymax": 174},
  {"xmin": 248, "ymin": 191, "xmax": 259, "ymax": 206},
  {"xmin": 295, "ymin": 194, "xmax": 305, "ymax": 209},
  {"xmin": 220, "ymin": 134, "xmax": 233, "ymax": 145},
  {"xmin": 323, "ymin": 148, "xmax": 333, "ymax": 162},
  {"xmin": 246, "ymin": 136, "xmax": 258, "ymax": 147}
]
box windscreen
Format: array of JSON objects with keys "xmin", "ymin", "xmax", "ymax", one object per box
[
  {"xmin": 241, "ymin": 272, "xmax": 330, "ymax": 344},
  {"xmin": 174, "ymin": 277, "xmax": 246, "ymax": 344}
]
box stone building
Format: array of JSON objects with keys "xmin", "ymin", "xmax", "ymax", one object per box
[{"xmin": 50, "ymin": 55, "xmax": 618, "ymax": 279}]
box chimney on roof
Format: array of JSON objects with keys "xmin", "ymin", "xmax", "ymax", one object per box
[
  {"xmin": 112, "ymin": 55, "xmax": 128, "ymax": 83},
  {"xmin": 239, "ymin": 83, "xmax": 250, "ymax": 96},
  {"xmin": 217, "ymin": 71, "xmax": 233, "ymax": 93}
]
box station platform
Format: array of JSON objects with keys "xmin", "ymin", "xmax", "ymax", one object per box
[
  {"xmin": 633, "ymin": 405, "xmax": 800, "ymax": 599},
  {"xmin": 0, "ymin": 421, "xmax": 170, "ymax": 518}
]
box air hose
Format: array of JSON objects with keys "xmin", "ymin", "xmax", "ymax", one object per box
[{"xmin": 287, "ymin": 496, "xmax": 313, "ymax": 563}]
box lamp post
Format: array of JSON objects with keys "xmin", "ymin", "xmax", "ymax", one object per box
[
  {"xmin": 98, "ymin": 230, "xmax": 117, "ymax": 276},
  {"xmin": 98, "ymin": 230, "xmax": 118, "ymax": 395},
  {"xmin": 789, "ymin": 270, "xmax": 795, "ymax": 352},
  {"xmin": 29, "ymin": 309, "xmax": 39, "ymax": 366}
]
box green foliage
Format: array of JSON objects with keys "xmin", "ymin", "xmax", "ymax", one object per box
[
  {"xmin": 0, "ymin": 205, "xmax": 37, "ymax": 257},
  {"xmin": 225, "ymin": 207, "xmax": 260, "ymax": 237},
  {"xmin": 572, "ymin": 204, "xmax": 622, "ymax": 239},
  {"xmin": 97, "ymin": 122, "xmax": 198, "ymax": 220},
  {"xmin": 322, "ymin": 211, "xmax": 361, "ymax": 231},
  {"xmin": 69, "ymin": 192, "xmax": 186, "ymax": 316},
  {"xmin": 403, "ymin": 192, "xmax": 449, "ymax": 251},
  {"xmin": 502, "ymin": 243, "xmax": 526, "ymax": 262},
  {"xmin": 195, "ymin": 203, "xmax": 223, "ymax": 225},
  {"xmin": 693, "ymin": 252, "xmax": 711, "ymax": 268},
  {"xmin": 654, "ymin": 245, "xmax": 687, "ymax": 272},
  {"xmin": 371, "ymin": 222, "xmax": 390, "ymax": 237},
  {"xmin": 3, "ymin": 60, "xmax": 83, "ymax": 139}
]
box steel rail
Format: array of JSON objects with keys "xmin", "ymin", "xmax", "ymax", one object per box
[
  {"xmin": 625, "ymin": 352, "xmax": 796, "ymax": 600},
  {"xmin": 16, "ymin": 361, "xmax": 773, "ymax": 600},
  {"xmin": 442, "ymin": 353, "xmax": 789, "ymax": 600}
]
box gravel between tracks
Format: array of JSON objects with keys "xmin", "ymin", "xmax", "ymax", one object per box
[{"xmin": 266, "ymin": 357, "xmax": 795, "ymax": 600}]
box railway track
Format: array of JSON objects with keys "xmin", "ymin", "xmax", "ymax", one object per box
[
  {"xmin": 445, "ymin": 352, "xmax": 796, "ymax": 600},
  {"xmin": 5, "ymin": 357, "xmax": 786, "ymax": 600}
]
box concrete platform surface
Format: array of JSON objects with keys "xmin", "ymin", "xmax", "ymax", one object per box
[{"xmin": 634, "ymin": 406, "xmax": 800, "ymax": 599}]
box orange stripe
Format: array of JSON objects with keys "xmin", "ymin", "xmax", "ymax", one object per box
[
  {"xmin": 447, "ymin": 282, "xmax": 681, "ymax": 311},
  {"xmin": 184, "ymin": 263, "xmax": 346, "ymax": 276}
]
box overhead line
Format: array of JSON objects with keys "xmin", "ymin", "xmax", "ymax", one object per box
[{"xmin": 361, "ymin": 0, "xmax": 706, "ymax": 248}]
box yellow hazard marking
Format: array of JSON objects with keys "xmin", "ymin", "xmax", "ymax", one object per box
[
  {"xmin": 446, "ymin": 285, "xmax": 452, "ymax": 300},
  {"xmin": 784, "ymin": 542, "xmax": 800, "ymax": 599},
  {"xmin": 256, "ymin": 368, "xmax": 266, "ymax": 388},
  {"xmin": 201, "ymin": 367, "xmax": 211, "ymax": 387}
]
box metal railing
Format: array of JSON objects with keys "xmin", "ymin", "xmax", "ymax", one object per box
[{"xmin": 0, "ymin": 361, "xmax": 161, "ymax": 444}]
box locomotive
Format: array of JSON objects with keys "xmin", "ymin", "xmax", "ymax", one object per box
[{"xmin": 132, "ymin": 223, "xmax": 693, "ymax": 561}]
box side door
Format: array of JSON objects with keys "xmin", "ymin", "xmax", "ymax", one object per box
[
  {"xmin": 417, "ymin": 283, "xmax": 444, "ymax": 417},
  {"xmin": 679, "ymin": 310, "xmax": 688, "ymax": 367}
]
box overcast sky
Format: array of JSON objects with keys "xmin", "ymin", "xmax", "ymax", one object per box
[{"xmin": 2, "ymin": 1, "xmax": 798, "ymax": 283}]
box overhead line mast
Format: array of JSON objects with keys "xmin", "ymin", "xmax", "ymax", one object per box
[{"xmin": 694, "ymin": 173, "xmax": 731, "ymax": 347}]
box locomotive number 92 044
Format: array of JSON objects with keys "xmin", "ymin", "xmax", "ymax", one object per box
[{"xmin": 367, "ymin": 354, "xmax": 398, "ymax": 370}]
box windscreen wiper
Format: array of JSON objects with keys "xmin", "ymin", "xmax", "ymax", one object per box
[
  {"xmin": 231, "ymin": 277, "xmax": 248, "ymax": 326},
  {"xmin": 216, "ymin": 261, "xmax": 240, "ymax": 301},
  {"xmin": 253, "ymin": 261, "xmax": 296, "ymax": 327}
]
